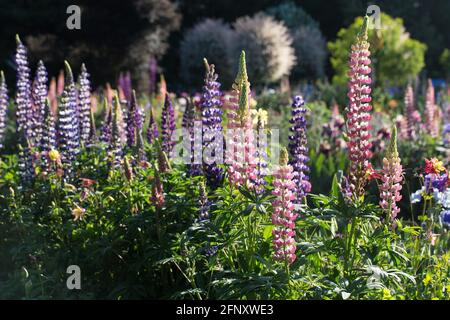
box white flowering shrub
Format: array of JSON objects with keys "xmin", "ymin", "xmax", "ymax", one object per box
[{"xmin": 232, "ymin": 14, "xmax": 296, "ymax": 86}]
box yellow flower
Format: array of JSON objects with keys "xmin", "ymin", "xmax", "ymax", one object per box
[
  {"xmin": 72, "ymin": 205, "xmax": 86, "ymax": 221},
  {"xmin": 388, "ymin": 99, "xmax": 398, "ymax": 109},
  {"xmin": 48, "ymin": 149, "xmax": 61, "ymax": 162},
  {"xmin": 252, "ymin": 108, "xmax": 268, "ymax": 128}
]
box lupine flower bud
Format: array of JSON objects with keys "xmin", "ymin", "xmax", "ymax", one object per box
[
  {"xmin": 151, "ymin": 170, "xmax": 165, "ymax": 209},
  {"xmin": 109, "ymin": 94, "xmax": 125, "ymax": 167},
  {"xmin": 161, "ymin": 93, "xmax": 176, "ymax": 154},
  {"xmin": 198, "ymin": 181, "xmax": 211, "ymax": 220},
  {"xmin": 0, "ymin": 71, "xmax": 8, "ymax": 149},
  {"xmin": 346, "ymin": 16, "xmax": 373, "ymax": 200},
  {"xmin": 100, "ymin": 98, "xmax": 112, "ymax": 144},
  {"xmin": 271, "ymin": 148, "xmax": 297, "ymax": 265},
  {"xmin": 78, "ymin": 63, "xmax": 92, "ymax": 144},
  {"xmin": 201, "ymin": 59, "xmax": 224, "ymax": 186},
  {"xmin": 15, "ymin": 35, "xmax": 33, "ymax": 138},
  {"xmin": 379, "ymin": 126, "xmax": 403, "ymax": 222},
  {"xmin": 288, "ymin": 96, "xmax": 311, "ymax": 202},
  {"xmin": 32, "ymin": 60, "xmax": 48, "ymax": 149},
  {"xmin": 146, "ymin": 103, "xmax": 159, "ymax": 144},
  {"xmin": 253, "ymin": 108, "xmax": 269, "ymax": 194},
  {"xmin": 183, "ymin": 97, "xmax": 202, "ymax": 176}
]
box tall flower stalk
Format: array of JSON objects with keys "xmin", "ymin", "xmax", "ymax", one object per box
[
  {"xmin": 404, "ymin": 84, "xmax": 416, "ymax": 139},
  {"xmin": 100, "ymin": 98, "xmax": 112, "ymax": 144},
  {"xmin": 109, "ymin": 94, "xmax": 125, "ymax": 167},
  {"xmin": 201, "ymin": 59, "xmax": 224, "ymax": 186},
  {"xmin": 183, "ymin": 97, "xmax": 202, "ymax": 176},
  {"xmin": 226, "ymin": 51, "xmax": 257, "ymax": 188},
  {"xmin": 15, "ymin": 35, "xmax": 33, "ymax": 139},
  {"xmin": 161, "ymin": 93, "xmax": 176, "ymax": 154},
  {"xmin": 126, "ymin": 90, "xmax": 140, "ymax": 147},
  {"xmin": 346, "ymin": 16, "xmax": 373, "ymax": 200},
  {"xmin": 78, "ymin": 63, "xmax": 92, "ymax": 144},
  {"xmin": 40, "ymin": 99, "xmax": 57, "ymax": 171},
  {"xmin": 253, "ymin": 108, "xmax": 268, "ymax": 195},
  {"xmin": 32, "ymin": 60, "xmax": 48, "ymax": 149},
  {"xmin": 0, "ymin": 71, "xmax": 8, "ymax": 149},
  {"xmin": 57, "ymin": 61, "xmax": 79, "ymax": 178},
  {"xmin": 147, "ymin": 103, "xmax": 159, "ymax": 144},
  {"xmin": 379, "ymin": 126, "xmax": 403, "ymax": 223},
  {"xmin": 425, "ymin": 79, "xmax": 440, "ymax": 137},
  {"xmin": 288, "ymin": 95, "xmax": 311, "ymax": 202},
  {"xmin": 272, "ymin": 148, "xmax": 297, "ymax": 266}
]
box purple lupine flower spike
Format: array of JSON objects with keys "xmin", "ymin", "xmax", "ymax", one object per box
[
  {"xmin": 183, "ymin": 97, "xmax": 202, "ymax": 176},
  {"xmin": 32, "ymin": 60, "xmax": 48, "ymax": 150},
  {"xmin": 109, "ymin": 94, "xmax": 125, "ymax": 167},
  {"xmin": 161, "ymin": 93, "xmax": 175, "ymax": 153},
  {"xmin": 78, "ymin": 63, "xmax": 92, "ymax": 144},
  {"xmin": 201, "ymin": 59, "xmax": 224, "ymax": 186},
  {"xmin": 100, "ymin": 98, "xmax": 112, "ymax": 144},
  {"xmin": 57, "ymin": 61, "xmax": 79, "ymax": 178},
  {"xmin": 126, "ymin": 90, "xmax": 139, "ymax": 147},
  {"xmin": 40, "ymin": 98, "xmax": 57, "ymax": 172},
  {"xmin": 146, "ymin": 103, "xmax": 159, "ymax": 144},
  {"xmin": 18, "ymin": 131, "xmax": 34, "ymax": 187},
  {"xmin": 253, "ymin": 110, "xmax": 268, "ymax": 195},
  {"xmin": 288, "ymin": 95, "xmax": 311, "ymax": 202},
  {"xmin": 15, "ymin": 35, "xmax": 33, "ymax": 139},
  {"xmin": 41, "ymin": 98, "xmax": 57, "ymax": 151},
  {"xmin": 0, "ymin": 71, "xmax": 8, "ymax": 149}
]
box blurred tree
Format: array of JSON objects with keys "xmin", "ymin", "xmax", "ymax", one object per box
[
  {"xmin": 440, "ymin": 49, "xmax": 450, "ymax": 81},
  {"xmin": 179, "ymin": 19, "xmax": 235, "ymax": 88},
  {"xmin": 265, "ymin": 2, "xmax": 327, "ymax": 81},
  {"xmin": 0, "ymin": 0, "xmax": 180, "ymax": 90},
  {"xmin": 328, "ymin": 13, "xmax": 427, "ymax": 87}
]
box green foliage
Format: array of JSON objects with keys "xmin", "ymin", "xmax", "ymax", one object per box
[
  {"xmin": 328, "ymin": 13, "xmax": 427, "ymax": 87},
  {"xmin": 440, "ymin": 49, "xmax": 450, "ymax": 81}
]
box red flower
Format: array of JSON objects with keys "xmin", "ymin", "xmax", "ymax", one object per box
[
  {"xmin": 365, "ymin": 163, "xmax": 381, "ymax": 181},
  {"xmin": 424, "ymin": 158, "xmax": 445, "ymax": 174}
]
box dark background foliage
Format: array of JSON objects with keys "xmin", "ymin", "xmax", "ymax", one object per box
[{"xmin": 0, "ymin": 0, "xmax": 449, "ymax": 90}]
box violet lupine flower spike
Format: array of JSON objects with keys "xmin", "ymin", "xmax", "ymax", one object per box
[
  {"xmin": 272, "ymin": 147, "xmax": 297, "ymax": 265},
  {"xmin": 15, "ymin": 35, "xmax": 33, "ymax": 139},
  {"xmin": 100, "ymin": 97, "xmax": 112, "ymax": 144},
  {"xmin": 379, "ymin": 125, "xmax": 403, "ymax": 224},
  {"xmin": 57, "ymin": 61, "xmax": 79, "ymax": 178},
  {"xmin": 161, "ymin": 93, "xmax": 176, "ymax": 154},
  {"xmin": 32, "ymin": 60, "xmax": 48, "ymax": 150},
  {"xmin": 404, "ymin": 84, "xmax": 416, "ymax": 139},
  {"xmin": 346, "ymin": 16, "xmax": 373, "ymax": 200},
  {"xmin": 147, "ymin": 104, "xmax": 159, "ymax": 144},
  {"xmin": 126, "ymin": 90, "xmax": 139, "ymax": 147},
  {"xmin": 18, "ymin": 130, "xmax": 34, "ymax": 188},
  {"xmin": 201, "ymin": 59, "xmax": 224, "ymax": 186},
  {"xmin": 288, "ymin": 96, "xmax": 311, "ymax": 202},
  {"xmin": 40, "ymin": 98, "xmax": 57, "ymax": 168},
  {"xmin": 109, "ymin": 94, "xmax": 125, "ymax": 167},
  {"xmin": 78, "ymin": 63, "xmax": 92, "ymax": 144},
  {"xmin": 253, "ymin": 109, "xmax": 269, "ymax": 195},
  {"xmin": 183, "ymin": 97, "xmax": 202, "ymax": 176},
  {"xmin": 0, "ymin": 71, "xmax": 8, "ymax": 149}
]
